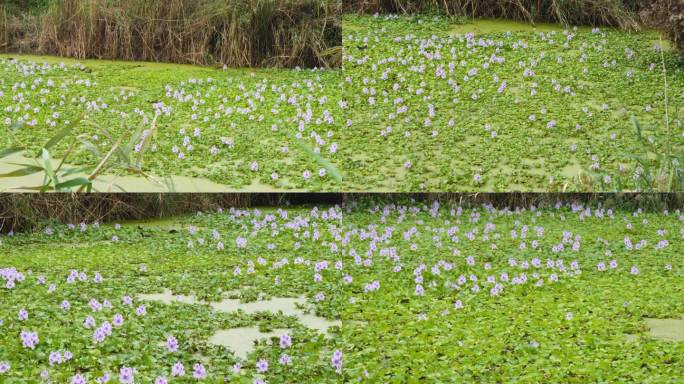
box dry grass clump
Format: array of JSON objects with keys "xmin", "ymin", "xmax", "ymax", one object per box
[
  {"xmin": 343, "ymin": 0, "xmax": 642, "ymax": 30},
  {"xmin": 642, "ymin": 0, "xmax": 684, "ymax": 53},
  {"xmin": 0, "ymin": 194, "xmax": 305, "ymax": 233},
  {"xmin": 2, "ymin": 193, "xmax": 680, "ymax": 234},
  {"xmin": 2, "ymin": 0, "xmax": 341, "ymax": 68},
  {"xmin": 0, "ymin": 193, "xmax": 346, "ymax": 234}
]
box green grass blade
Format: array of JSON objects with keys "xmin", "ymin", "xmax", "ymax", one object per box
[{"xmin": 290, "ymin": 134, "xmax": 342, "ymax": 183}]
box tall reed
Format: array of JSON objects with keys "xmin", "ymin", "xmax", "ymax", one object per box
[
  {"xmin": 2, "ymin": 0, "xmax": 341, "ymax": 68},
  {"xmin": 0, "ymin": 193, "xmax": 339, "ymax": 234},
  {"xmin": 343, "ymin": 0, "xmax": 642, "ymax": 30}
]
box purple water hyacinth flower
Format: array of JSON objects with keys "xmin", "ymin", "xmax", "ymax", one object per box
[
  {"xmin": 279, "ymin": 354, "xmax": 292, "ymax": 366},
  {"xmin": 71, "ymin": 374, "xmax": 87, "ymax": 384},
  {"xmin": 0, "ymin": 361, "xmax": 10, "ymax": 374},
  {"xmin": 93, "ymin": 327, "xmax": 107, "ymax": 344},
  {"xmin": 167, "ymin": 335, "xmax": 179, "ymax": 352},
  {"xmin": 20, "ymin": 330, "xmax": 39, "ymax": 349},
  {"xmin": 101, "ymin": 321, "xmax": 112, "ymax": 335},
  {"xmin": 49, "ymin": 351, "xmax": 62, "ymax": 365},
  {"xmin": 18, "ymin": 308, "xmax": 28, "ymax": 321},
  {"xmin": 84, "ymin": 316, "xmax": 96, "ymax": 329},
  {"xmin": 193, "ymin": 363, "xmax": 206, "ymax": 379},
  {"xmin": 232, "ymin": 363, "xmax": 242, "ymax": 374},
  {"xmin": 279, "ymin": 333, "xmax": 291, "ymax": 349},
  {"xmin": 119, "ymin": 366, "xmax": 134, "ymax": 384},
  {"xmin": 113, "ymin": 314, "xmax": 124, "ymax": 327},
  {"xmin": 256, "ymin": 359, "xmax": 269, "ymax": 373},
  {"xmin": 331, "ymin": 350, "xmax": 342, "ymax": 374},
  {"xmin": 171, "ymin": 362, "xmax": 185, "ymax": 377},
  {"xmin": 96, "ymin": 372, "xmax": 111, "ymax": 384},
  {"xmin": 96, "ymin": 372, "xmax": 111, "ymax": 383},
  {"xmin": 236, "ymin": 236, "xmax": 247, "ymax": 248},
  {"xmin": 90, "ymin": 299, "xmax": 103, "ymax": 311}
]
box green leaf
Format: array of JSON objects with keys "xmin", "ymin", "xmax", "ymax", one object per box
[
  {"xmin": 291, "ymin": 134, "xmax": 343, "ymax": 184},
  {"xmin": 631, "ymin": 116, "xmax": 642, "ymax": 140},
  {"xmin": 41, "ymin": 148, "xmax": 58, "ymax": 187},
  {"xmin": 55, "ymin": 177, "xmax": 93, "ymax": 192},
  {"xmin": 0, "ymin": 147, "xmax": 23, "ymax": 159},
  {"xmin": 39, "ymin": 127, "xmax": 73, "ymax": 156},
  {"xmin": 77, "ymin": 138, "xmax": 103, "ymax": 158},
  {"xmin": 0, "ymin": 166, "xmax": 44, "ymax": 178}
]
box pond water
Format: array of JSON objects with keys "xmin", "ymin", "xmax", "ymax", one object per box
[
  {"xmin": 207, "ymin": 328, "xmax": 291, "ymax": 359},
  {"xmin": 644, "ymin": 317, "xmax": 684, "ymax": 342},
  {"xmin": 626, "ymin": 316, "xmax": 684, "ymax": 342},
  {"xmin": 0, "ymin": 152, "xmax": 289, "ymax": 192},
  {"xmin": 138, "ymin": 289, "xmax": 342, "ymax": 359}
]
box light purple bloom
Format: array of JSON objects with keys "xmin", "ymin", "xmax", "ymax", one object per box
[
  {"xmin": 279, "ymin": 353, "xmax": 292, "ymax": 366},
  {"xmin": 96, "ymin": 373, "xmax": 111, "ymax": 383},
  {"xmin": 193, "ymin": 363, "xmax": 206, "ymax": 379},
  {"xmin": 332, "ymin": 350, "xmax": 342, "ymax": 374},
  {"xmin": 279, "ymin": 334, "xmax": 291, "ymax": 349},
  {"xmin": 166, "ymin": 335, "xmax": 179, "ymax": 352},
  {"xmin": 49, "ymin": 351, "xmax": 62, "ymax": 365},
  {"xmin": 20, "ymin": 330, "xmax": 39, "ymax": 349},
  {"xmin": 256, "ymin": 359, "xmax": 268, "ymax": 373},
  {"xmin": 171, "ymin": 362, "xmax": 185, "ymax": 377},
  {"xmin": 119, "ymin": 366, "xmax": 134, "ymax": 384}
]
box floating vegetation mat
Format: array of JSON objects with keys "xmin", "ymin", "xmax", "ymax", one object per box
[{"xmin": 1, "ymin": 199, "xmax": 682, "ymax": 381}]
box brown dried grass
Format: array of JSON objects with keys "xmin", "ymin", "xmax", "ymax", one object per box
[{"xmin": 2, "ymin": 0, "xmax": 341, "ymax": 68}]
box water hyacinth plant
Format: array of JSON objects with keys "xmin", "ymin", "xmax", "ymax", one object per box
[
  {"xmin": 584, "ymin": 37, "xmax": 684, "ymax": 192},
  {"xmin": 0, "ymin": 197, "xmax": 682, "ymax": 382},
  {"xmin": 340, "ymin": 14, "xmax": 683, "ymax": 191},
  {"xmin": 2, "ymin": 4, "xmax": 684, "ymax": 192},
  {"xmin": 0, "ymin": 56, "xmax": 344, "ymax": 191}
]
